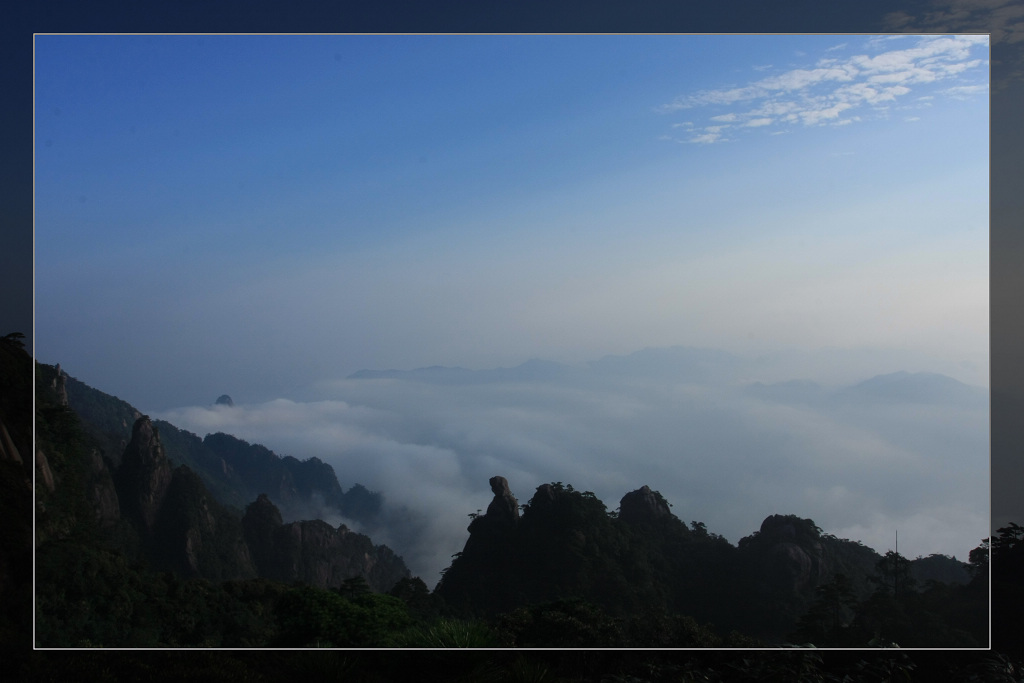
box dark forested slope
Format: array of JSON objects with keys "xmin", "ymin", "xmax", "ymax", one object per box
[{"xmin": 436, "ymin": 477, "xmax": 986, "ymax": 646}]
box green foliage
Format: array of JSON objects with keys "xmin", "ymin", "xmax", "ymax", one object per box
[
  {"xmin": 272, "ymin": 585, "xmax": 413, "ymax": 647},
  {"xmin": 496, "ymin": 599, "xmax": 625, "ymax": 647},
  {"xmin": 35, "ymin": 536, "xmax": 289, "ymax": 647},
  {"xmin": 493, "ymin": 598, "xmax": 738, "ymax": 648},
  {"xmin": 872, "ymin": 550, "xmax": 917, "ymax": 599},
  {"xmin": 791, "ymin": 573, "xmax": 860, "ymax": 646},
  {"xmin": 394, "ymin": 617, "xmax": 501, "ymax": 648}
]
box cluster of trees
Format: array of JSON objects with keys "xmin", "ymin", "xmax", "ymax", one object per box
[{"xmin": 436, "ymin": 482, "xmax": 989, "ymax": 647}]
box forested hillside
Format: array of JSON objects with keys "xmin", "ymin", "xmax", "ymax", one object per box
[{"xmin": 436, "ymin": 477, "xmax": 986, "ymax": 646}]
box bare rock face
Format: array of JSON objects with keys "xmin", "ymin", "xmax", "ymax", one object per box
[
  {"xmin": 115, "ymin": 417, "xmax": 172, "ymax": 533},
  {"xmin": 486, "ymin": 476, "xmax": 520, "ymax": 526},
  {"xmin": 468, "ymin": 476, "xmax": 521, "ymax": 536},
  {"xmin": 87, "ymin": 449, "xmax": 120, "ymax": 526},
  {"xmin": 215, "ymin": 394, "xmax": 234, "ymax": 407},
  {"xmin": 35, "ymin": 449, "xmax": 55, "ymax": 494},
  {"xmin": 52, "ymin": 364, "xmax": 69, "ymax": 407},
  {"xmin": 618, "ymin": 485, "xmax": 673, "ymax": 526},
  {"xmin": 757, "ymin": 514, "xmax": 827, "ymax": 595}
]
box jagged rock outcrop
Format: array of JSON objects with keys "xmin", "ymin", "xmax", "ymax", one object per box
[
  {"xmin": 115, "ymin": 417, "xmax": 172, "ymax": 534},
  {"xmin": 618, "ymin": 485, "xmax": 674, "ymax": 526},
  {"xmin": 215, "ymin": 394, "xmax": 234, "ymax": 407},
  {"xmin": 468, "ymin": 476, "xmax": 520, "ymax": 535},
  {"xmin": 242, "ymin": 494, "xmax": 409, "ymax": 593},
  {"xmin": 756, "ymin": 514, "xmax": 827, "ymax": 595},
  {"xmin": 87, "ymin": 448, "xmax": 120, "ymax": 525},
  {"xmin": 486, "ymin": 476, "xmax": 520, "ymax": 525},
  {"xmin": 52, "ymin": 364, "xmax": 69, "ymax": 407}
]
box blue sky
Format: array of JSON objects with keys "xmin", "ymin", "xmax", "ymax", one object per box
[
  {"xmin": 34, "ymin": 34, "xmax": 990, "ymax": 580},
  {"xmin": 35, "ymin": 34, "xmax": 989, "ymax": 410}
]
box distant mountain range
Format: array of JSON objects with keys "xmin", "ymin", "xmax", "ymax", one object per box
[
  {"xmin": 746, "ymin": 371, "xmax": 987, "ymax": 408},
  {"xmin": 348, "ymin": 346, "xmax": 987, "ymax": 409}
]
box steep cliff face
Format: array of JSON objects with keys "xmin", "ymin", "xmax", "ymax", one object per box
[
  {"xmin": 87, "ymin": 448, "xmax": 120, "ymax": 526},
  {"xmin": 114, "ymin": 417, "xmax": 172, "ymax": 534},
  {"xmin": 242, "ymin": 494, "xmax": 409, "ymax": 592},
  {"xmin": 52, "ymin": 364, "xmax": 69, "ymax": 407}
]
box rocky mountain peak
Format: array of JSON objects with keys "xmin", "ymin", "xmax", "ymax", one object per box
[
  {"xmin": 115, "ymin": 416, "xmax": 172, "ymax": 532},
  {"xmin": 618, "ymin": 485, "xmax": 673, "ymax": 525},
  {"xmin": 485, "ymin": 475, "xmax": 520, "ymax": 526},
  {"xmin": 215, "ymin": 394, "xmax": 234, "ymax": 407},
  {"xmin": 750, "ymin": 514, "xmax": 827, "ymax": 599},
  {"xmin": 759, "ymin": 514, "xmax": 821, "ymax": 544},
  {"xmin": 467, "ymin": 476, "xmax": 520, "ymax": 535}
]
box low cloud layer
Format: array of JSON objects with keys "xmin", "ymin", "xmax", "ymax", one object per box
[{"xmin": 157, "ymin": 347, "xmax": 988, "ymax": 585}]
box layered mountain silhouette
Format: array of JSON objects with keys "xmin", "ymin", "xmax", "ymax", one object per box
[
  {"xmin": 436, "ymin": 477, "xmax": 976, "ymax": 645},
  {"xmin": 35, "ymin": 362, "xmax": 409, "ymax": 594},
  {"xmin": 28, "ymin": 349, "xmax": 987, "ymax": 648}
]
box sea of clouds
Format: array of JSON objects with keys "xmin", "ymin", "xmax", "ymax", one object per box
[{"xmin": 156, "ymin": 346, "xmax": 988, "ymax": 585}]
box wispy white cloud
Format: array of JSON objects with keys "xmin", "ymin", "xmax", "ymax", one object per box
[
  {"xmin": 659, "ymin": 35, "xmax": 987, "ymax": 143},
  {"xmin": 943, "ymin": 83, "xmax": 991, "ymax": 98}
]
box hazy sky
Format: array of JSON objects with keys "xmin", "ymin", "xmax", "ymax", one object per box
[
  {"xmin": 35, "ymin": 34, "xmax": 988, "ymax": 407},
  {"xmin": 34, "ymin": 35, "xmax": 989, "ymax": 582}
]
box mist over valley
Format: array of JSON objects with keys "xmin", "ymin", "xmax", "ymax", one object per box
[{"xmin": 155, "ymin": 345, "xmax": 989, "ymax": 585}]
